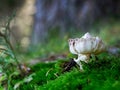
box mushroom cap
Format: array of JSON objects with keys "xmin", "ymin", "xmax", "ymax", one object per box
[
  {"xmin": 82, "ymin": 32, "xmax": 92, "ymax": 39},
  {"xmin": 75, "ymin": 37, "xmax": 106, "ymax": 54},
  {"xmin": 68, "ymin": 39, "xmax": 78, "ymax": 54},
  {"xmin": 68, "ymin": 33, "xmax": 106, "ymax": 55}
]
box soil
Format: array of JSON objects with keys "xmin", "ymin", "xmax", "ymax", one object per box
[{"xmin": 62, "ymin": 58, "xmax": 78, "ymax": 72}]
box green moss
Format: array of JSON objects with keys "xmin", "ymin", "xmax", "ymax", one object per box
[
  {"xmin": 35, "ymin": 54, "xmax": 120, "ymax": 90},
  {"xmin": 10, "ymin": 53, "xmax": 120, "ymax": 90},
  {"xmin": 37, "ymin": 68, "xmax": 86, "ymax": 90}
]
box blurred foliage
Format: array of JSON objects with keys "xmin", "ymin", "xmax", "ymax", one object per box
[
  {"xmin": 0, "ymin": 14, "xmax": 25, "ymax": 89},
  {"xmin": 27, "ymin": 36, "xmax": 69, "ymax": 59},
  {"xmin": 98, "ymin": 23, "xmax": 120, "ymax": 45},
  {"xmin": 0, "ymin": 0, "xmax": 24, "ymax": 10},
  {"xmin": 0, "ymin": 0, "xmax": 24, "ymax": 21}
]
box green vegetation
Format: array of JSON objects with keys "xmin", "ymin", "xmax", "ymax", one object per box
[
  {"xmin": 9, "ymin": 53, "xmax": 120, "ymax": 90},
  {"xmin": 0, "ymin": 17, "xmax": 120, "ymax": 90}
]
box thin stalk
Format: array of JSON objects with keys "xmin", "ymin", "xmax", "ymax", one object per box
[
  {"xmin": 0, "ymin": 12, "xmax": 23, "ymax": 74},
  {"xmin": 5, "ymin": 35, "xmax": 23, "ymax": 73},
  {"xmin": 0, "ymin": 32, "xmax": 23, "ymax": 74}
]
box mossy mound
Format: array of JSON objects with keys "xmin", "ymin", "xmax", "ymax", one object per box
[{"xmin": 11, "ymin": 53, "xmax": 120, "ymax": 90}]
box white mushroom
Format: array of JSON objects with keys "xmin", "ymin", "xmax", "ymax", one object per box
[{"xmin": 68, "ymin": 32, "xmax": 106, "ymax": 70}]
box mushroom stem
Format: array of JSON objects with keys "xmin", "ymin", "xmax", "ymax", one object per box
[{"xmin": 74, "ymin": 54, "xmax": 90, "ymax": 70}]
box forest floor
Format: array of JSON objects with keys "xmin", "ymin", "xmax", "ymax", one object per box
[{"xmin": 0, "ymin": 21, "xmax": 120, "ymax": 90}]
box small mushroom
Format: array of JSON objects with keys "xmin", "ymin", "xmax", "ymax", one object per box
[{"xmin": 68, "ymin": 32, "xmax": 106, "ymax": 70}]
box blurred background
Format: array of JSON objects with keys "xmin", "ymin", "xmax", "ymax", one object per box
[
  {"xmin": 0, "ymin": 0, "xmax": 120, "ymax": 59},
  {"xmin": 0, "ymin": 1, "xmax": 120, "ymax": 89}
]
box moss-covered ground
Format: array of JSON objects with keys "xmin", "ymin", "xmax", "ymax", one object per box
[
  {"xmin": 0, "ymin": 21, "xmax": 120, "ymax": 90},
  {"xmin": 10, "ymin": 53, "xmax": 120, "ymax": 90}
]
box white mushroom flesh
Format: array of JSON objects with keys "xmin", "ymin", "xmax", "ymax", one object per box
[{"xmin": 68, "ymin": 32, "xmax": 106, "ymax": 70}]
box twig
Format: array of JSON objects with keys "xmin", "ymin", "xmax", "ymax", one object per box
[{"xmin": 0, "ymin": 12, "xmax": 23, "ymax": 75}]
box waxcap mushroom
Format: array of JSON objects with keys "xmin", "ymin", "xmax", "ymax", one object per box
[{"xmin": 68, "ymin": 32, "xmax": 106, "ymax": 70}]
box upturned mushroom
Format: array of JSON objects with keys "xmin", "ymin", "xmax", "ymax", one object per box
[{"xmin": 68, "ymin": 32, "xmax": 106, "ymax": 70}]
